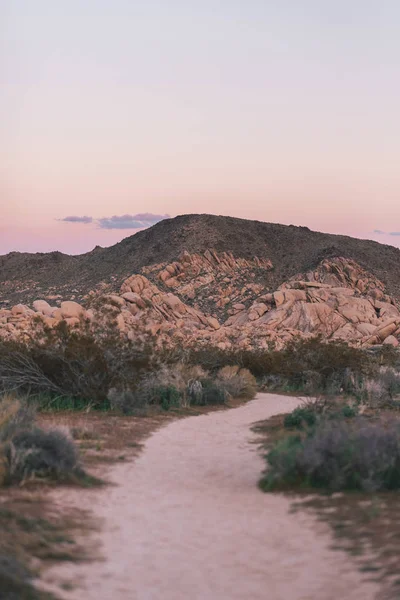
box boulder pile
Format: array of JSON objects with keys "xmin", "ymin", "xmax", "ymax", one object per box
[{"xmin": 1, "ymin": 251, "xmax": 400, "ymax": 349}]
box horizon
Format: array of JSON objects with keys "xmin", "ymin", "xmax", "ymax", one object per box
[{"xmin": 2, "ymin": 1, "xmax": 400, "ymax": 253}]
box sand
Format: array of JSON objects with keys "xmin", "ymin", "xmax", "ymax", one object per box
[{"xmin": 39, "ymin": 394, "xmax": 378, "ymax": 600}]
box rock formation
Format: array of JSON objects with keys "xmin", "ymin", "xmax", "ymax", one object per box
[{"xmin": 1, "ymin": 251, "xmax": 400, "ymax": 349}]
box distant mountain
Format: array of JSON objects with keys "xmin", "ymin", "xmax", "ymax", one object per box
[{"xmin": 1, "ymin": 214, "xmax": 400, "ymax": 306}]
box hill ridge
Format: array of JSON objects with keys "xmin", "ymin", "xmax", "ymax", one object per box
[{"xmin": 1, "ymin": 214, "xmax": 400, "ymax": 306}]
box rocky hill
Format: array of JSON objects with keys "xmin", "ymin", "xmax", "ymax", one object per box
[
  {"xmin": 2, "ymin": 214, "xmax": 400, "ymax": 308},
  {"xmin": 2, "ymin": 216, "xmax": 400, "ymax": 349}
]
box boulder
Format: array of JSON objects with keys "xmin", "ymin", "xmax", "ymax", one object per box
[
  {"xmin": 207, "ymin": 317, "xmax": 220, "ymax": 330},
  {"xmin": 33, "ymin": 300, "xmax": 54, "ymax": 316},
  {"xmin": 383, "ymin": 335, "xmax": 399, "ymax": 347},
  {"xmin": 11, "ymin": 304, "xmax": 28, "ymax": 316}
]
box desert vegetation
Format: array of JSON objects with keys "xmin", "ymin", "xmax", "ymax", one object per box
[
  {"xmin": 261, "ymin": 404, "xmax": 400, "ymax": 492},
  {"xmin": 1, "ymin": 319, "xmax": 400, "ymax": 414},
  {"xmin": 0, "ymin": 394, "xmax": 85, "ymax": 487},
  {"xmin": 0, "ymin": 315, "xmax": 259, "ymax": 415},
  {"xmin": 255, "ymin": 390, "xmax": 400, "ymax": 597},
  {"xmin": 2, "ymin": 313, "xmax": 400, "ymax": 597},
  {"xmin": 0, "ymin": 393, "xmax": 92, "ymax": 600},
  {"xmin": 189, "ymin": 337, "xmax": 400, "ymax": 406}
]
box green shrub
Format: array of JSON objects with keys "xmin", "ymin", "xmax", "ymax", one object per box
[
  {"xmin": 261, "ymin": 435, "xmax": 303, "ymax": 490},
  {"xmin": 341, "ymin": 404, "xmax": 358, "ymax": 418},
  {"xmin": 284, "ymin": 399, "xmax": 358, "ymax": 430},
  {"xmin": 284, "ymin": 407, "xmax": 317, "ymax": 429},
  {"xmin": 193, "ymin": 379, "xmax": 228, "ymax": 406},
  {"xmin": 156, "ymin": 386, "xmax": 181, "ymax": 411}
]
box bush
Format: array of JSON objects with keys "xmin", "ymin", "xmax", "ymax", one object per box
[
  {"xmin": 341, "ymin": 404, "xmax": 358, "ymax": 418},
  {"xmin": 0, "ymin": 321, "xmax": 160, "ymax": 409},
  {"xmin": 107, "ymin": 387, "xmax": 148, "ymax": 415},
  {"xmin": 189, "ymin": 337, "xmax": 375, "ymax": 397},
  {"xmin": 191, "ymin": 379, "xmax": 228, "ymax": 406},
  {"xmin": 283, "ymin": 398, "xmax": 358, "ymax": 429},
  {"xmin": 108, "ymin": 364, "xmax": 229, "ymax": 412},
  {"xmin": 6, "ymin": 428, "xmax": 80, "ymax": 484},
  {"xmin": 262, "ymin": 435, "xmax": 304, "ymax": 488},
  {"xmin": 153, "ymin": 386, "xmax": 181, "ymax": 411},
  {"xmin": 262, "ymin": 417, "xmax": 400, "ymax": 492},
  {"xmin": 216, "ymin": 366, "xmax": 257, "ymax": 399},
  {"xmin": 190, "ymin": 336, "xmax": 370, "ymax": 379},
  {"xmin": 284, "ymin": 407, "xmax": 317, "ymax": 429},
  {"xmin": 0, "ymin": 394, "xmax": 83, "ymax": 486}
]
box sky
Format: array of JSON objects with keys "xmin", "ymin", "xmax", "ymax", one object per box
[{"xmin": 1, "ymin": 0, "xmax": 400, "ymax": 255}]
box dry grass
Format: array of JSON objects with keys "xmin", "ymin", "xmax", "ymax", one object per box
[{"xmin": 216, "ymin": 366, "xmax": 257, "ymax": 399}]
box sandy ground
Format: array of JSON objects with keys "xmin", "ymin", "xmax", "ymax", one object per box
[{"xmin": 39, "ymin": 394, "xmax": 378, "ymax": 600}]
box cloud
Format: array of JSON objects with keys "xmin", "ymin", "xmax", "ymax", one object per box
[
  {"xmin": 372, "ymin": 229, "xmax": 400, "ymax": 236},
  {"xmin": 59, "ymin": 215, "xmax": 93, "ymax": 224},
  {"xmin": 58, "ymin": 213, "xmax": 170, "ymax": 230},
  {"xmin": 97, "ymin": 213, "xmax": 170, "ymax": 229}
]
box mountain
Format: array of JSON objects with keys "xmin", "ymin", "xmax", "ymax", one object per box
[
  {"xmin": 2, "ymin": 214, "xmax": 400, "ymax": 349},
  {"xmin": 1, "ymin": 214, "xmax": 400, "ymax": 307}
]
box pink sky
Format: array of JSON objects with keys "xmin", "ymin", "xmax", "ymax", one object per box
[{"xmin": 1, "ymin": 1, "xmax": 400, "ymax": 255}]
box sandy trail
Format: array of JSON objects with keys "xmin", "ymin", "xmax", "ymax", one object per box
[{"xmin": 40, "ymin": 394, "xmax": 378, "ymax": 600}]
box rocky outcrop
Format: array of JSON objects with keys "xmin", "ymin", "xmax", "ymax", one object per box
[
  {"xmin": 220, "ymin": 258, "xmax": 400, "ymax": 349},
  {"xmin": 142, "ymin": 249, "xmax": 273, "ymax": 318},
  {"xmin": 1, "ymin": 252, "xmax": 400, "ymax": 350}
]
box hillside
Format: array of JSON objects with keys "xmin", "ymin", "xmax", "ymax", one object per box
[{"xmin": 1, "ymin": 214, "xmax": 400, "ymax": 306}]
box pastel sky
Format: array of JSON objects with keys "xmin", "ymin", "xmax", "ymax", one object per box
[{"xmin": 1, "ymin": 1, "xmax": 400, "ymax": 255}]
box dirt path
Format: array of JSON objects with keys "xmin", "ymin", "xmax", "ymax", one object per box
[{"xmin": 39, "ymin": 394, "xmax": 378, "ymax": 600}]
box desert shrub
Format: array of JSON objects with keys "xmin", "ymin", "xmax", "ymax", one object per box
[
  {"xmin": 262, "ymin": 417, "xmax": 400, "ymax": 492},
  {"xmin": 191, "ymin": 379, "xmax": 228, "ymax": 406},
  {"xmin": 6, "ymin": 428, "xmax": 80, "ymax": 484},
  {"xmin": 0, "ymin": 320, "xmax": 160, "ymax": 409},
  {"xmin": 356, "ymin": 366, "xmax": 400, "ymax": 409},
  {"xmin": 259, "ymin": 374, "xmax": 287, "ymax": 391},
  {"xmin": 189, "ymin": 337, "xmax": 373, "ymax": 393},
  {"xmin": 107, "ymin": 387, "xmax": 146, "ymax": 414},
  {"xmin": 353, "ymin": 377, "xmax": 393, "ymax": 408},
  {"xmin": 262, "ymin": 435, "xmax": 304, "ymax": 489},
  {"xmin": 284, "ymin": 407, "xmax": 317, "ymax": 429},
  {"xmin": 124, "ymin": 365, "xmax": 186, "ymax": 411},
  {"xmin": 152, "ymin": 386, "xmax": 181, "ymax": 411},
  {"xmin": 107, "ymin": 364, "xmax": 228, "ymax": 412},
  {"xmin": 283, "ymin": 398, "xmax": 358, "ymax": 429},
  {"xmin": 216, "ymin": 366, "xmax": 257, "ymax": 399},
  {"xmin": 378, "ymin": 367, "xmax": 400, "ymax": 396},
  {"xmin": 341, "ymin": 404, "xmax": 358, "ymax": 418},
  {"xmin": 0, "ymin": 394, "xmax": 83, "ymax": 486}
]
